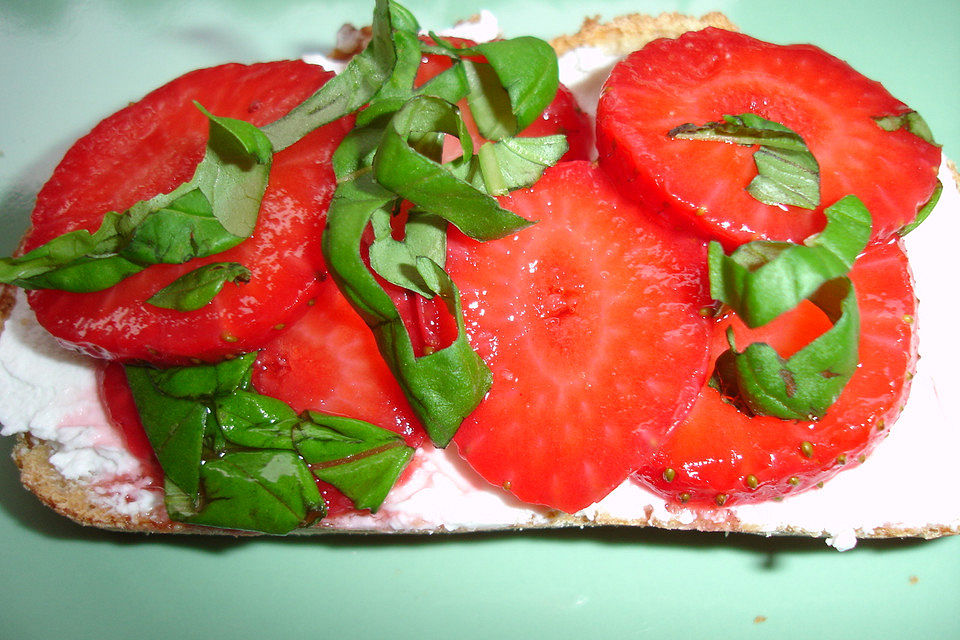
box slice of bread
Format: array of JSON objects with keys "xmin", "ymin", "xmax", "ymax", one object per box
[{"xmin": 2, "ymin": 13, "xmax": 958, "ymax": 545}]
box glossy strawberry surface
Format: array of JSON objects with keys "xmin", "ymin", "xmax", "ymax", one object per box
[
  {"xmin": 447, "ymin": 161, "xmax": 713, "ymax": 513},
  {"xmin": 25, "ymin": 61, "xmax": 353, "ymax": 364},
  {"xmin": 634, "ymin": 239, "xmax": 918, "ymax": 507},
  {"xmin": 597, "ymin": 28, "xmax": 941, "ymax": 248},
  {"xmin": 252, "ymin": 277, "xmax": 426, "ymax": 449}
]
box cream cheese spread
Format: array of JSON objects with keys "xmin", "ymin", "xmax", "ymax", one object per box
[{"xmin": 1, "ymin": 14, "xmax": 958, "ymax": 546}]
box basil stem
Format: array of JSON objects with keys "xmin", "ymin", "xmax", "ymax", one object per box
[{"xmin": 670, "ymin": 113, "xmax": 821, "ymax": 209}]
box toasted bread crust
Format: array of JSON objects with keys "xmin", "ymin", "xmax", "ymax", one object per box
[
  {"xmin": 550, "ymin": 12, "xmax": 738, "ymax": 56},
  {"xmin": 2, "ymin": 14, "xmax": 958, "ymax": 540}
]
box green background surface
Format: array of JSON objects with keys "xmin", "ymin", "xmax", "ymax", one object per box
[{"xmin": 0, "ymin": 1, "xmax": 957, "ymax": 638}]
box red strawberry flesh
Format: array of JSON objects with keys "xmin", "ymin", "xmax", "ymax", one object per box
[
  {"xmin": 634, "ymin": 239, "xmax": 918, "ymax": 506},
  {"xmin": 24, "ymin": 61, "xmax": 353, "ymax": 364},
  {"xmin": 596, "ymin": 28, "xmax": 941, "ymax": 247},
  {"xmin": 447, "ymin": 161, "xmax": 712, "ymax": 513},
  {"xmin": 252, "ymin": 278, "xmax": 426, "ymax": 449}
]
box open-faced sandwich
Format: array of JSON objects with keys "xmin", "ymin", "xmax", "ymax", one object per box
[{"xmin": 1, "ymin": 1, "xmax": 957, "ymax": 550}]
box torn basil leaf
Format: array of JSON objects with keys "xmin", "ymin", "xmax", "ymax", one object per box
[
  {"xmin": 125, "ymin": 353, "xmax": 414, "ymax": 533},
  {"xmin": 456, "ymin": 37, "xmax": 560, "ymax": 134},
  {"xmin": 874, "ymin": 110, "xmax": 940, "ymax": 147},
  {"xmin": 710, "ymin": 276, "xmax": 860, "ymax": 420},
  {"xmin": 146, "ymin": 262, "xmax": 250, "ymax": 311},
  {"xmin": 709, "ymin": 195, "xmax": 871, "ymax": 328},
  {"xmin": 323, "ymin": 173, "xmax": 493, "ymax": 447},
  {"xmin": 670, "ymin": 113, "xmax": 820, "ymax": 209},
  {"xmin": 707, "ymin": 196, "xmax": 871, "ymax": 420},
  {"xmin": 295, "ymin": 412, "xmax": 414, "ymax": 512},
  {"xmin": 374, "ymin": 96, "xmax": 534, "ymax": 241},
  {"xmin": 177, "ymin": 450, "xmax": 324, "ymax": 535},
  {"xmin": 1, "ymin": 106, "xmax": 271, "ymax": 292},
  {"xmin": 899, "ymin": 179, "xmax": 942, "ymax": 236},
  {"xmin": 368, "ymin": 208, "xmax": 447, "ymax": 298},
  {"xmin": 260, "ymin": 0, "xmax": 413, "ymax": 150}
]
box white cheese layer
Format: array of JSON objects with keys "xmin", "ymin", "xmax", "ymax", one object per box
[{"xmin": 0, "ymin": 288, "xmax": 163, "ymax": 516}]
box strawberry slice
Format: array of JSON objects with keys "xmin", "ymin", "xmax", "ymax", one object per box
[
  {"xmin": 100, "ymin": 361, "xmax": 164, "ymax": 482},
  {"xmin": 634, "ymin": 239, "xmax": 918, "ymax": 507},
  {"xmin": 252, "ymin": 277, "xmax": 426, "ymax": 449},
  {"xmin": 23, "ymin": 61, "xmax": 353, "ymax": 364},
  {"xmin": 597, "ymin": 28, "xmax": 941, "ymax": 247},
  {"xmin": 416, "ymin": 36, "xmax": 593, "ymax": 162},
  {"xmin": 447, "ymin": 161, "xmax": 713, "ymax": 513}
]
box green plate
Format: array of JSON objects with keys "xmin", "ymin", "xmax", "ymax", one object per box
[{"xmin": 1, "ymin": 1, "xmax": 957, "ymax": 638}]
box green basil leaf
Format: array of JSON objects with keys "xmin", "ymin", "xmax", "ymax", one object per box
[
  {"xmin": 163, "ymin": 477, "xmax": 202, "ymax": 520},
  {"xmin": 472, "ymin": 37, "xmax": 560, "ymax": 132},
  {"xmin": 146, "ymin": 262, "xmax": 250, "ymax": 311},
  {"xmin": 899, "ymin": 179, "xmax": 942, "ymax": 236},
  {"xmin": 261, "ymin": 0, "xmax": 414, "ymax": 151},
  {"xmin": 310, "ymin": 445, "xmax": 413, "ymax": 513},
  {"xmin": 322, "ymin": 174, "xmax": 493, "ymax": 446},
  {"xmin": 142, "ymin": 353, "xmax": 256, "ymax": 399},
  {"xmin": 184, "ymin": 104, "xmax": 273, "ymax": 239},
  {"xmin": 670, "ymin": 113, "xmax": 821, "ymax": 209},
  {"xmin": 127, "ymin": 351, "xmax": 417, "ymax": 530},
  {"xmin": 216, "ymin": 390, "xmax": 299, "ymax": 450},
  {"xmin": 874, "ymin": 110, "xmax": 940, "ymax": 147},
  {"xmin": 124, "ymin": 365, "xmax": 210, "ymax": 499},
  {"xmin": 1, "ymin": 253, "xmax": 145, "ymax": 293},
  {"xmin": 295, "ymin": 411, "xmax": 413, "ymax": 512},
  {"xmin": 120, "ymin": 189, "xmax": 239, "ymax": 264},
  {"xmin": 415, "ymin": 62, "xmax": 470, "ymax": 103},
  {"xmin": 424, "ymin": 34, "xmax": 559, "ymax": 136},
  {"xmin": 374, "ymin": 96, "xmax": 534, "ymax": 241},
  {"xmin": 0, "ymin": 211, "xmax": 143, "ymax": 291},
  {"xmin": 484, "ymin": 135, "xmax": 568, "ymax": 193},
  {"xmin": 368, "ymin": 208, "xmax": 447, "ymax": 297},
  {"xmin": 355, "ymin": 27, "xmax": 423, "ymax": 128},
  {"xmin": 709, "ymin": 195, "xmax": 871, "ymax": 328},
  {"xmin": 711, "ymin": 275, "xmax": 860, "ymax": 420},
  {"xmin": 461, "ymin": 59, "xmax": 516, "ymax": 141},
  {"xmin": 1, "ymin": 105, "xmax": 271, "ymax": 292},
  {"xmin": 294, "ymin": 411, "xmax": 407, "ymax": 463},
  {"xmin": 182, "ymin": 450, "xmax": 324, "ymax": 534}
]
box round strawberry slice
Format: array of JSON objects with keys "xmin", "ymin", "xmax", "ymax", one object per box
[
  {"xmin": 634, "ymin": 239, "xmax": 918, "ymax": 507},
  {"xmin": 416, "ymin": 36, "xmax": 593, "ymax": 162},
  {"xmin": 23, "ymin": 61, "xmax": 353, "ymax": 364},
  {"xmin": 252, "ymin": 277, "xmax": 426, "ymax": 449},
  {"xmin": 596, "ymin": 28, "xmax": 941, "ymax": 247},
  {"xmin": 447, "ymin": 161, "xmax": 713, "ymax": 513}
]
